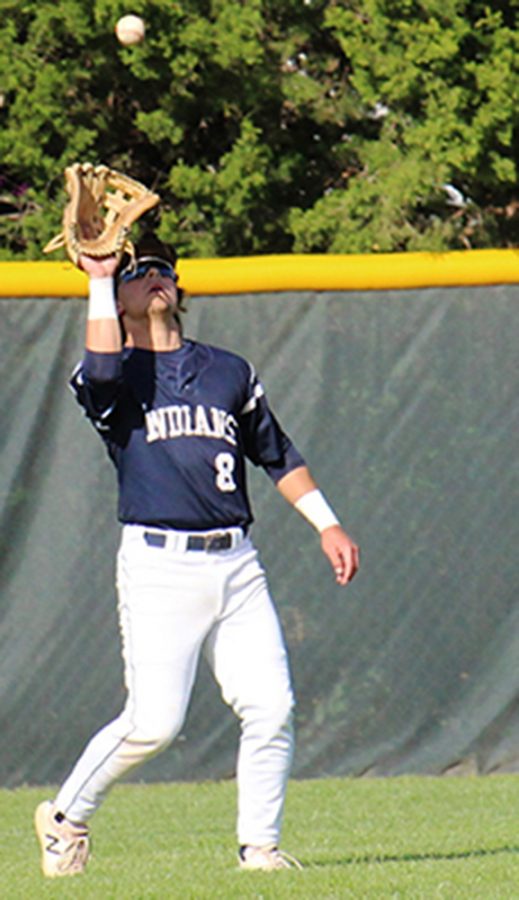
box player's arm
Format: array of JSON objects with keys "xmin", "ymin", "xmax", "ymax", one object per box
[
  {"xmin": 80, "ymin": 254, "xmax": 122, "ymax": 353},
  {"xmin": 276, "ymin": 465, "xmax": 359, "ymax": 586},
  {"xmin": 239, "ymin": 366, "xmax": 359, "ymax": 585},
  {"xmin": 70, "ymin": 254, "xmax": 123, "ymax": 422}
]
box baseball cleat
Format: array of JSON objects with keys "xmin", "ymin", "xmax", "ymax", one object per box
[
  {"xmin": 239, "ymin": 844, "xmax": 303, "ymax": 870},
  {"xmin": 34, "ymin": 801, "xmax": 90, "ymax": 877}
]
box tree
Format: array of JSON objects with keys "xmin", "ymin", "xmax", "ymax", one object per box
[
  {"xmin": 0, "ymin": 0, "xmax": 517, "ymax": 259},
  {"xmin": 291, "ymin": 0, "xmax": 519, "ymax": 252}
]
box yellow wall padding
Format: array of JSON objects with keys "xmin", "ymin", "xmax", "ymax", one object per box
[{"xmin": 1, "ymin": 249, "xmax": 518, "ymax": 298}]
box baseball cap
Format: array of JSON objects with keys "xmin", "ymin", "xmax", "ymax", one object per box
[{"xmin": 116, "ymin": 231, "xmax": 178, "ymax": 281}]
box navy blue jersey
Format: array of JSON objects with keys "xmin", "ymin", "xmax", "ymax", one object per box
[{"xmin": 70, "ymin": 340, "xmax": 305, "ymax": 531}]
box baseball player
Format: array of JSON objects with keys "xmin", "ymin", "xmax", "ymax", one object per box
[{"xmin": 35, "ymin": 233, "xmax": 359, "ymax": 876}]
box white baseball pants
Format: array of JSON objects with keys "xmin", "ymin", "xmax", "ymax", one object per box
[{"xmin": 55, "ymin": 525, "xmax": 295, "ymax": 848}]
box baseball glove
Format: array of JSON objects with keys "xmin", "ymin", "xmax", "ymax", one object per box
[{"xmin": 43, "ymin": 162, "xmax": 160, "ymax": 266}]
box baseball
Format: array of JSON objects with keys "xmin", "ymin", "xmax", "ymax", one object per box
[{"xmin": 115, "ymin": 14, "xmax": 146, "ymax": 46}]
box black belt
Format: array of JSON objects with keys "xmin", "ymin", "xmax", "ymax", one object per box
[
  {"xmin": 143, "ymin": 530, "xmax": 236, "ymax": 552},
  {"xmin": 186, "ymin": 533, "xmax": 233, "ymax": 551}
]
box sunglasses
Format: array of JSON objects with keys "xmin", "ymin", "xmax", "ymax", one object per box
[{"xmin": 118, "ymin": 257, "xmax": 178, "ymax": 284}]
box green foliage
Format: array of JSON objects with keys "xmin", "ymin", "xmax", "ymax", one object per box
[{"xmin": 0, "ymin": 0, "xmax": 517, "ymax": 258}]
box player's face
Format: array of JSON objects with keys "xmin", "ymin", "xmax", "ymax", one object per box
[{"xmin": 117, "ymin": 257, "xmax": 179, "ymax": 320}]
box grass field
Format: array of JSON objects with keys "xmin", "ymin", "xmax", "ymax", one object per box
[{"xmin": 3, "ymin": 775, "xmax": 519, "ymax": 898}]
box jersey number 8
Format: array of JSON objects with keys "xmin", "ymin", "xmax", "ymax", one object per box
[{"xmin": 215, "ymin": 452, "xmax": 237, "ymax": 492}]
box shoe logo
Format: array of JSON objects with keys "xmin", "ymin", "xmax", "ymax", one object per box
[{"xmin": 44, "ymin": 832, "xmax": 61, "ymax": 856}]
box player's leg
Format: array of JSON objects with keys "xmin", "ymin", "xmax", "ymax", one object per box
[
  {"xmin": 36, "ymin": 529, "xmax": 218, "ymax": 877},
  {"xmin": 52, "ymin": 638, "xmax": 198, "ymax": 823},
  {"xmin": 55, "ymin": 531, "xmax": 218, "ymax": 822},
  {"xmin": 204, "ymin": 542, "xmax": 295, "ymax": 854}
]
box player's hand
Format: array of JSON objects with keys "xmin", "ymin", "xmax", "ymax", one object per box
[
  {"xmin": 321, "ymin": 525, "xmax": 359, "ymax": 586},
  {"xmin": 79, "ymin": 253, "xmax": 119, "ymax": 279}
]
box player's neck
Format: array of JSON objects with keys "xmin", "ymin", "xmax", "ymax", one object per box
[{"xmin": 124, "ymin": 318, "xmax": 182, "ymax": 351}]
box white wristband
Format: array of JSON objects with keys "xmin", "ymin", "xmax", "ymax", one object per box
[
  {"xmin": 87, "ymin": 277, "xmax": 118, "ymax": 321},
  {"xmin": 294, "ymin": 489, "xmax": 340, "ymax": 533}
]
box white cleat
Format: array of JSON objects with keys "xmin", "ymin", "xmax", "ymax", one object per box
[
  {"xmin": 239, "ymin": 844, "xmax": 303, "ymax": 871},
  {"xmin": 34, "ymin": 801, "xmax": 90, "ymax": 878}
]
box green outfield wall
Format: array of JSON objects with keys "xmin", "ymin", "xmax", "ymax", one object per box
[{"xmin": 0, "ymin": 284, "xmax": 518, "ymax": 786}]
